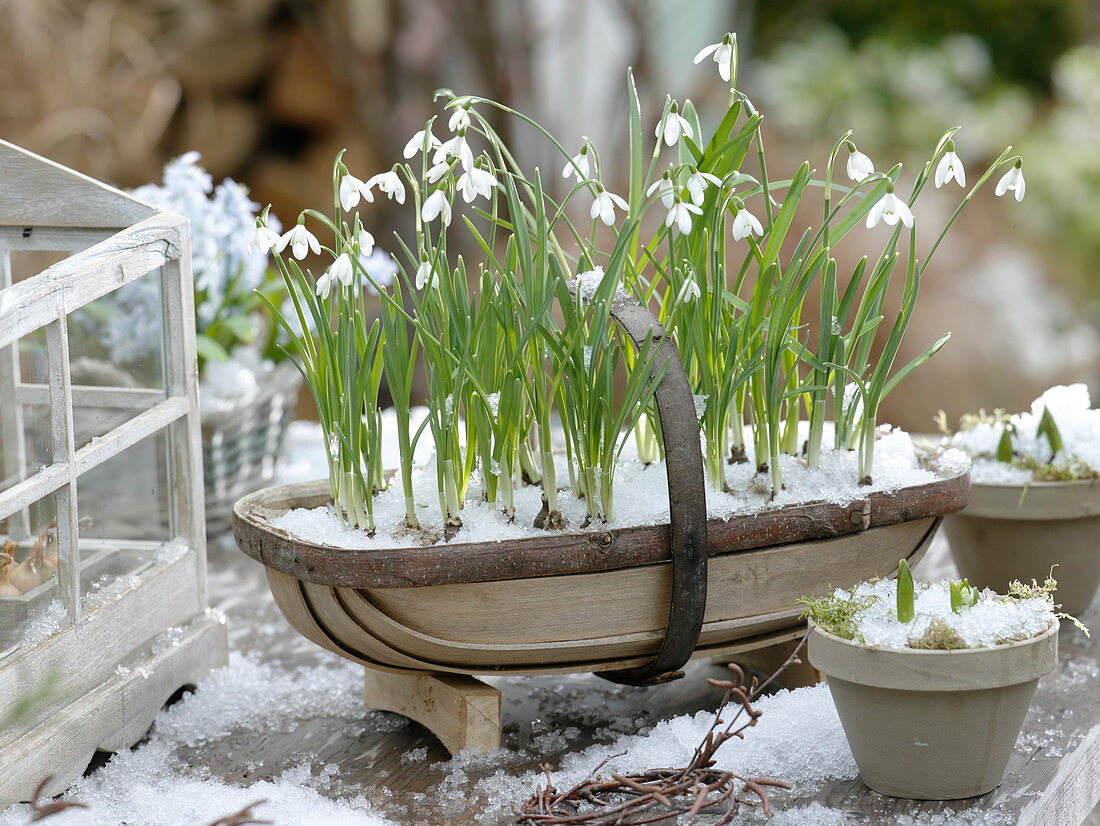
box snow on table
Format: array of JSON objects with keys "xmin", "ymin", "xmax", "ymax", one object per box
[{"xmin": 2, "ymin": 532, "xmax": 1095, "ymax": 826}]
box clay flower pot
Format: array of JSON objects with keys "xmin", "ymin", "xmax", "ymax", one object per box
[
  {"xmin": 808, "ymin": 621, "xmax": 1058, "ymax": 800},
  {"xmin": 944, "ymin": 480, "xmax": 1100, "ymax": 615}
]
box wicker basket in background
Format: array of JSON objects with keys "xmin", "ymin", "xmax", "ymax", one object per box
[{"xmin": 201, "ymin": 361, "xmax": 302, "ymax": 533}]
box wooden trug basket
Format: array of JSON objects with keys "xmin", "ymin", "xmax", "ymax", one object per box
[{"xmin": 233, "ymin": 299, "xmax": 969, "ymax": 753}]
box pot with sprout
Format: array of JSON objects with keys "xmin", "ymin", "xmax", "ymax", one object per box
[
  {"xmin": 803, "ymin": 561, "xmax": 1077, "ymax": 800},
  {"xmin": 231, "ymin": 33, "xmax": 1026, "ymax": 751},
  {"xmin": 942, "ymin": 384, "xmax": 1100, "ymax": 614}
]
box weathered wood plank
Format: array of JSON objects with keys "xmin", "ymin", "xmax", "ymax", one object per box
[{"xmin": 233, "ymin": 462, "xmax": 967, "ymax": 590}]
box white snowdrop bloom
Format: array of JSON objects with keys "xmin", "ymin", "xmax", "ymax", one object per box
[
  {"xmin": 665, "ymin": 199, "xmax": 703, "ymax": 234},
  {"xmin": 731, "ymin": 207, "xmax": 764, "ymax": 241},
  {"xmin": 647, "ymin": 174, "xmax": 676, "ymax": 208},
  {"xmin": 339, "ymin": 172, "xmax": 369, "ymax": 211},
  {"xmin": 275, "ymin": 222, "xmax": 321, "ymax": 260},
  {"xmin": 656, "ymin": 103, "xmax": 694, "ymax": 147},
  {"xmin": 677, "ymin": 276, "xmax": 701, "ymax": 303},
  {"xmin": 328, "ymin": 252, "xmax": 354, "ymax": 287},
  {"xmin": 421, "ymin": 189, "xmax": 453, "ymax": 226},
  {"xmin": 403, "ymin": 126, "xmax": 441, "ymax": 159},
  {"xmin": 364, "ymin": 171, "xmax": 406, "ymax": 204},
  {"xmin": 427, "ymin": 161, "xmax": 451, "ymax": 184},
  {"xmin": 456, "ymin": 165, "xmax": 497, "ymax": 203},
  {"xmin": 694, "ymin": 34, "xmax": 735, "ymax": 82},
  {"xmin": 866, "ymin": 190, "xmax": 914, "ymax": 228},
  {"xmin": 995, "ymin": 163, "xmax": 1026, "ymax": 202},
  {"xmin": 686, "ymin": 170, "xmax": 721, "ymax": 206},
  {"xmin": 314, "ymin": 269, "xmax": 335, "ymax": 300},
  {"xmin": 846, "ymin": 146, "xmax": 875, "ymax": 182},
  {"xmin": 448, "ymin": 106, "xmax": 472, "ymax": 132},
  {"xmin": 935, "ymin": 149, "xmax": 966, "ymax": 188},
  {"xmin": 590, "ymin": 187, "xmax": 629, "ymax": 227},
  {"xmin": 415, "ymin": 257, "xmax": 438, "ymax": 290},
  {"xmin": 434, "ymin": 132, "xmax": 474, "ymax": 171},
  {"xmin": 252, "ymin": 223, "xmax": 281, "ymax": 254},
  {"xmin": 358, "ymin": 230, "xmax": 375, "ymax": 256},
  {"xmin": 561, "ymin": 144, "xmax": 592, "ymax": 181}
]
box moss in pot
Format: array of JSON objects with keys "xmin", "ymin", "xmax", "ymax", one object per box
[
  {"xmin": 942, "ymin": 384, "xmax": 1100, "ymax": 615},
  {"xmin": 801, "ymin": 562, "xmax": 1084, "ymax": 800}
]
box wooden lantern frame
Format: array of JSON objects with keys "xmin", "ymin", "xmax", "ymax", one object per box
[{"xmin": 0, "ymin": 141, "xmax": 226, "ymax": 805}]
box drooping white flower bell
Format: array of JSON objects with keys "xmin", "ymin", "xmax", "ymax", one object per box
[
  {"xmin": 935, "ymin": 142, "xmax": 966, "ymax": 188},
  {"xmin": 647, "ymin": 173, "xmax": 676, "ymax": 208},
  {"xmin": 686, "ymin": 170, "xmax": 722, "ymax": 206},
  {"xmin": 677, "ymin": 276, "xmax": 701, "ymax": 303},
  {"xmin": 846, "ymin": 144, "xmax": 875, "ymax": 183},
  {"xmin": 665, "ymin": 198, "xmax": 703, "ymax": 235},
  {"xmin": 590, "ymin": 186, "xmax": 629, "ymax": 227},
  {"xmin": 358, "ymin": 230, "xmax": 375, "ymax": 256},
  {"xmin": 328, "ymin": 252, "xmax": 354, "ymax": 288},
  {"xmin": 995, "ymin": 161, "xmax": 1025, "ymax": 202},
  {"xmin": 252, "ymin": 222, "xmax": 281, "ymax": 254},
  {"xmin": 656, "ymin": 102, "xmax": 694, "ymax": 147},
  {"xmin": 315, "ymin": 269, "xmax": 335, "ymax": 300},
  {"xmin": 448, "ymin": 106, "xmax": 472, "ymax": 133},
  {"xmin": 421, "ymin": 189, "xmax": 453, "ymax": 226},
  {"xmin": 339, "ymin": 172, "xmax": 370, "ymax": 211},
  {"xmin": 562, "ymin": 143, "xmax": 592, "ymax": 182},
  {"xmin": 866, "ymin": 188, "xmax": 914, "ymax": 228},
  {"xmin": 275, "ymin": 221, "xmax": 321, "ymax": 260},
  {"xmin": 434, "ymin": 130, "xmax": 474, "ymax": 171},
  {"xmin": 731, "ymin": 205, "xmax": 764, "ymax": 241},
  {"xmin": 415, "ymin": 255, "xmax": 438, "ymax": 290},
  {"xmin": 364, "ymin": 171, "xmax": 406, "ymax": 204},
  {"xmin": 403, "ymin": 127, "xmax": 442, "ymax": 159},
  {"xmin": 456, "ymin": 165, "xmax": 497, "ymax": 203},
  {"xmin": 694, "ymin": 34, "xmax": 736, "ymax": 83}
]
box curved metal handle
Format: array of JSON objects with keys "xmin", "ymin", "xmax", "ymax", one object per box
[{"xmin": 596, "ymin": 299, "xmax": 709, "ymax": 686}]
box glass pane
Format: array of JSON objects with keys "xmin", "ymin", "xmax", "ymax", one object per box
[
  {"xmin": 77, "ymin": 429, "xmax": 176, "ymax": 614},
  {"xmin": 0, "ymin": 329, "xmax": 53, "ymax": 493},
  {"xmin": 67, "ymin": 268, "xmax": 167, "ymax": 450},
  {"xmin": 0, "ymin": 491, "xmax": 64, "ymax": 654}
]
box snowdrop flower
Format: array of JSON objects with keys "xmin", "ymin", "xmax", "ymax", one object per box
[
  {"xmin": 866, "ymin": 187, "xmax": 914, "ymax": 228},
  {"xmin": 448, "ymin": 105, "xmax": 472, "ymax": 132},
  {"xmin": 358, "ymin": 230, "xmax": 375, "ymax": 256},
  {"xmin": 935, "ymin": 142, "xmax": 966, "ymax": 188},
  {"xmin": 590, "ymin": 185, "xmax": 629, "ymax": 227},
  {"xmin": 315, "ymin": 269, "xmax": 335, "ymax": 300},
  {"xmin": 846, "ymin": 143, "xmax": 875, "ymax": 183},
  {"xmin": 328, "ymin": 252, "xmax": 354, "ymax": 288},
  {"xmin": 252, "ymin": 221, "xmax": 281, "ymax": 254},
  {"xmin": 694, "ymin": 33, "xmax": 736, "ymax": 83},
  {"xmin": 456, "ymin": 165, "xmax": 497, "ymax": 203},
  {"xmin": 686, "ymin": 170, "xmax": 721, "ymax": 206},
  {"xmin": 677, "ymin": 276, "xmax": 701, "ymax": 303},
  {"xmin": 421, "ymin": 189, "xmax": 452, "ymax": 226},
  {"xmin": 665, "ymin": 198, "xmax": 703, "ymax": 234},
  {"xmin": 434, "ymin": 130, "xmax": 474, "ymax": 171},
  {"xmin": 403, "ymin": 126, "xmax": 441, "ymax": 159},
  {"xmin": 364, "ymin": 170, "xmax": 406, "ymax": 204},
  {"xmin": 656, "ymin": 101, "xmax": 694, "ymax": 147},
  {"xmin": 415, "ymin": 255, "xmax": 438, "ymax": 290},
  {"xmin": 276, "ymin": 221, "xmax": 321, "ymax": 260},
  {"xmin": 995, "ymin": 161, "xmax": 1025, "ymax": 202},
  {"xmin": 561, "ymin": 143, "xmax": 592, "ymax": 182},
  {"xmin": 339, "ymin": 172, "xmax": 370, "ymax": 211},
  {"xmin": 731, "ymin": 204, "xmax": 764, "ymax": 241},
  {"xmin": 427, "ymin": 161, "xmax": 451, "ymax": 184},
  {"xmin": 647, "ymin": 173, "xmax": 676, "ymax": 208}
]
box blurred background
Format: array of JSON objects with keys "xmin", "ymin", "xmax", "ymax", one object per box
[{"xmin": 5, "ymin": 0, "xmax": 1100, "ymax": 431}]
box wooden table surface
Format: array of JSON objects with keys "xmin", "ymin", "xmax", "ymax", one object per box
[{"xmin": 200, "ymin": 532, "xmax": 1100, "ymax": 825}]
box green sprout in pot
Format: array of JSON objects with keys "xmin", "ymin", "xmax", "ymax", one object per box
[
  {"xmin": 896, "ymin": 558, "xmax": 915, "ymax": 623},
  {"xmin": 949, "ymin": 578, "xmax": 980, "ymax": 613}
]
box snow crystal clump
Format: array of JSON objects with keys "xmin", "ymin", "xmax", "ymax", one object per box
[{"xmin": 838, "ymin": 578, "xmax": 1055, "ymax": 650}]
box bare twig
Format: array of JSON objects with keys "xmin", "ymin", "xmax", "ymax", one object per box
[
  {"xmin": 206, "ymin": 799, "xmax": 273, "ymax": 826},
  {"xmin": 514, "ymin": 639, "xmax": 807, "ymax": 825},
  {"xmin": 28, "ymin": 776, "xmax": 88, "ymax": 822}
]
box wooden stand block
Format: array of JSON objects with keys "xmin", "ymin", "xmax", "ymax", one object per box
[
  {"xmin": 717, "ymin": 636, "xmax": 824, "ymax": 689},
  {"xmin": 364, "ymin": 669, "xmax": 501, "ymax": 755}
]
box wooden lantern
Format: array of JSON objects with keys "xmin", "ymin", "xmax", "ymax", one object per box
[{"xmin": 0, "ymin": 141, "xmax": 227, "ymax": 805}]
